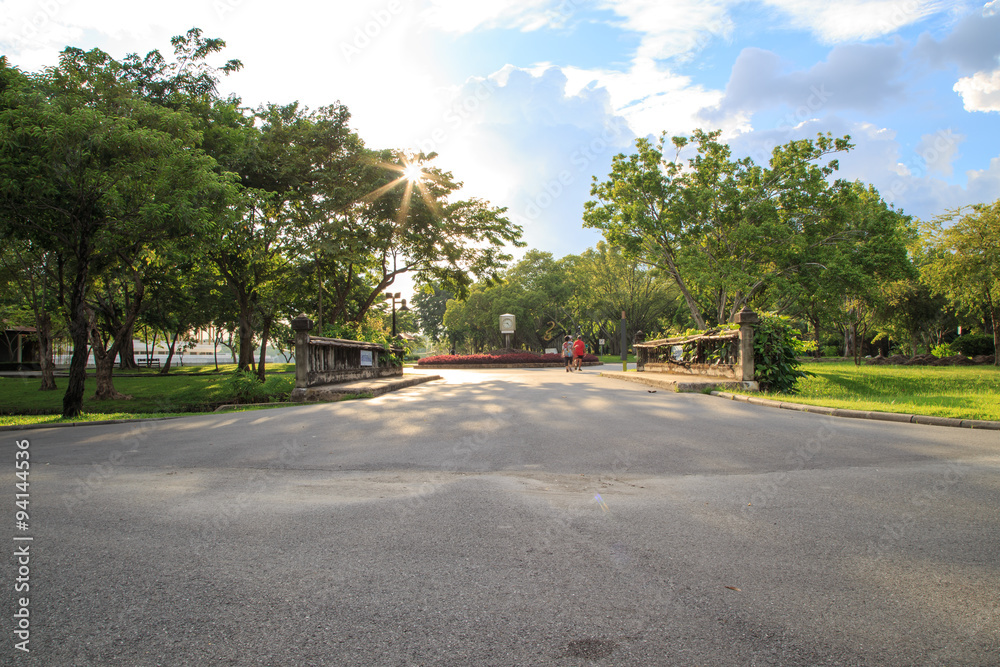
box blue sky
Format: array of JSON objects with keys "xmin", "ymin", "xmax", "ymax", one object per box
[{"xmin": 3, "ymin": 0, "xmax": 999, "ymax": 267}]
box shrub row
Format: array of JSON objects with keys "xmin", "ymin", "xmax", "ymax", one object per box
[{"xmin": 418, "ymin": 352, "xmax": 600, "ymax": 366}]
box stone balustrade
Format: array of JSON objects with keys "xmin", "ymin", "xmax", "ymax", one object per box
[
  {"xmin": 290, "ymin": 314, "xmax": 404, "ymax": 402},
  {"xmin": 635, "ymin": 307, "xmax": 758, "ymax": 382}
]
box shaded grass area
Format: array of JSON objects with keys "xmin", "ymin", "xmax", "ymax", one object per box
[
  {"xmin": 743, "ymin": 362, "xmax": 1000, "ymax": 421},
  {"xmin": 598, "ymin": 354, "xmax": 636, "ymax": 364},
  {"xmin": 112, "ymin": 363, "xmax": 295, "ymax": 375},
  {"xmin": 0, "ymin": 371, "xmax": 297, "ymax": 427}
]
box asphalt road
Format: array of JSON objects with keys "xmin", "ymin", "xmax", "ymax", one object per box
[{"xmin": 4, "ymin": 365, "xmax": 999, "ymax": 666}]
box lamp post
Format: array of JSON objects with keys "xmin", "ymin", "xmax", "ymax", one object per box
[{"xmin": 383, "ymin": 292, "xmax": 409, "ymax": 338}]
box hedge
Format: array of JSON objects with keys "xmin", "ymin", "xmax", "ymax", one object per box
[{"xmin": 418, "ymin": 352, "xmax": 600, "ymax": 366}]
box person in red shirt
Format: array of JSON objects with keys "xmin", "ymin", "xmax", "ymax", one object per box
[{"xmin": 573, "ymin": 335, "xmax": 586, "ymax": 371}]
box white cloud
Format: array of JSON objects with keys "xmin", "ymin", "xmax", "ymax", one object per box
[
  {"xmin": 824, "ymin": 120, "xmax": 998, "ymax": 219},
  {"xmin": 915, "ymin": 130, "xmax": 965, "ymax": 176},
  {"xmin": 760, "ymin": 0, "xmax": 949, "ymax": 43},
  {"xmin": 965, "ymin": 156, "xmax": 1000, "ymax": 201},
  {"xmin": 706, "ymin": 43, "xmax": 905, "ymax": 125},
  {"xmin": 913, "ymin": 9, "xmax": 1000, "ymax": 72},
  {"xmin": 557, "ymin": 58, "xmax": 726, "ymax": 138},
  {"xmin": 420, "ymin": 0, "xmax": 563, "ymax": 33},
  {"xmin": 596, "ymin": 0, "xmax": 733, "ymax": 60},
  {"xmin": 720, "ymin": 118, "xmax": 994, "ymax": 222},
  {"xmin": 953, "ymin": 69, "xmax": 1000, "ymax": 112},
  {"xmin": 407, "ymin": 66, "xmax": 636, "ymax": 256}
]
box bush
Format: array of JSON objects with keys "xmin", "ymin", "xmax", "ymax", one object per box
[
  {"xmin": 953, "ymin": 333, "xmax": 994, "ymax": 357},
  {"xmin": 418, "ymin": 352, "xmax": 600, "ymax": 366},
  {"xmin": 821, "ymin": 345, "xmax": 841, "ymax": 357},
  {"xmin": 753, "ymin": 315, "xmax": 812, "ymax": 394},
  {"xmin": 931, "ymin": 342, "xmax": 957, "ymax": 359},
  {"xmin": 222, "ymin": 371, "xmax": 292, "ymax": 404}
]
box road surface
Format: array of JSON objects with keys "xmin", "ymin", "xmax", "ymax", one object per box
[{"xmin": 4, "ymin": 366, "xmax": 998, "ymax": 665}]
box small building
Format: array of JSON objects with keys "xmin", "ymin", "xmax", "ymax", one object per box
[{"xmin": 0, "ymin": 327, "xmax": 41, "ymax": 370}]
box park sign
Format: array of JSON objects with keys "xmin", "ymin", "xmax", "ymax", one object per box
[{"xmin": 500, "ymin": 314, "xmax": 515, "ymax": 334}]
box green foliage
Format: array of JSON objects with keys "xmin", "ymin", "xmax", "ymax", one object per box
[
  {"xmin": 411, "ymin": 282, "xmax": 453, "ymax": 342},
  {"xmin": 922, "ymin": 200, "xmax": 1000, "ymax": 363},
  {"xmin": 441, "ymin": 245, "xmax": 683, "ymax": 355},
  {"xmin": 822, "ymin": 345, "xmax": 841, "ymax": 357},
  {"xmin": 752, "ymin": 315, "xmax": 813, "ymax": 394},
  {"xmin": 584, "ymin": 128, "xmax": 868, "ymax": 328},
  {"xmin": 953, "ymin": 333, "xmax": 994, "ymax": 357},
  {"xmin": 0, "ymin": 45, "xmax": 234, "ymax": 416},
  {"xmin": 930, "ymin": 342, "xmax": 956, "ymax": 358},
  {"xmin": 221, "ymin": 370, "xmax": 291, "ymax": 404},
  {"xmin": 323, "ymin": 309, "xmax": 402, "ymax": 350},
  {"xmin": 2, "ymin": 29, "xmax": 523, "ymax": 397},
  {"xmin": 322, "ymin": 309, "xmax": 410, "ymax": 367}
]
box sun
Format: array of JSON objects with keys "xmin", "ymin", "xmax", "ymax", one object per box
[
  {"xmin": 402, "ymin": 163, "xmax": 423, "ymax": 182},
  {"xmin": 361, "ymin": 158, "xmax": 440, "ymax": 226}
]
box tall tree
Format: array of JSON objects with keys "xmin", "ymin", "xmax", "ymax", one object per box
[
  {"xmin": 584, "ymin": 129, "xmax": 855, "ymax": 328},
  {"xmin": 569, "ymin": 242, "xmax": 686, "ymax": 351},
  {"xmin": 0, "ymin": 240, "xmax": 62, "ymax": 389},
  {"xmin": 0, "ymin": 50, "xmax": 229, "ymax": 416},
  {"xmin": 922, "ymin": 200, "xmax": 1000, "ymax": 363},
  {"xmin": 211, "ymin": 101, "xmax": 359, "ymax": 375},
  {"xmin": 411, "ymin": 281, "xmax": 453, "ymax": 343},
  {"xmin": 309, "ymin": 150, "xmax": 526, "ymax": 326}
]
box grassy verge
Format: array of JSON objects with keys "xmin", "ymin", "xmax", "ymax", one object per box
[
  {"xmin": 599, "ymin": 354, "xmax": 636, "ymax": 364},
  {"xmin": 736, "ymin": 361, "xmax": 1000, "ymax": 421},
  {"xmin": 105, "ymin": 363, "xmax": 295, "ymax": 375},
  {"xmin": 0, "ymin": 371, "xmax": 297, "ymax": 427}
]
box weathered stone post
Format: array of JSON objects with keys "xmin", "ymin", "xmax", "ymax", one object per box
[
  {"xmin": 735, "ymin": 307, "xmax": 759, "ymax": 382},
  {"xmin": 291, "ymin": 314, "xmax": 314, "ymax": 390},
  {"xmin": 634, "ymin": 330, "xmax": 645, "ymax": 371}
]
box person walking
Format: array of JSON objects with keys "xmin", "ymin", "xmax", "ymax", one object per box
[
  {"xmin": 573, "ymin": 334, "xmax": 586, "ymax": 371},
  {"xmin": 562, "ymin": 335, "xmax": 574, "ymax": 372}
]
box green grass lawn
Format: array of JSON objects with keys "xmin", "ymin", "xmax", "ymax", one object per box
[
  {"xmin": 744, "ymin": 361, "xmax": 1000, "ymax": 421},
  {"xmin": 0, "ymin": 369, "xmax": 297, "ymax": 427},
  {"xmin": 118, "ymin": 362, "xmax": 295, "ymax": 375},
  {"xmin": 599, "ymin": 354, "xmax": 636, "ymax": 364}
]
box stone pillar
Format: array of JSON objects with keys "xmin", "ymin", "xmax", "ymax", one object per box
[
  {"xmin": 634, "ymin": 331, "xmax": 645, "ymax": 371},
  {"xmin": 291, "ymin": 314, "xmax": 314, "ymax": 390},
  {"xmin": 734, "ymin": 307, "xmax": 759, "ymax": 382}
]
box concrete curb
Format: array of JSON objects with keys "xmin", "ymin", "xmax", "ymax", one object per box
[
  {"xmin": 290, "ymin": 374, "xmax": 442, "ymax": 402},
  {"xmin": 711, "ymin": 391, "xmax": 1000, "ymax": 430},
  {"xmin": 0, "ymin": 416, "xmax": 181, "ymax": 432},
  {"xmin": 599, "ymin": 371, "xmax": 758, "ymax": 393}
]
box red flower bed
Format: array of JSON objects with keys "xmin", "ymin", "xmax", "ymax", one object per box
[{"xmin": 417, "ymin": 352, "xmax": 600, "ymax": 366}]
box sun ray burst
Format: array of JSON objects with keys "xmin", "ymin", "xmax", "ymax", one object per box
[{"xmin": 361, "ymin": 159, "xmax": 441, "ymax": 225}]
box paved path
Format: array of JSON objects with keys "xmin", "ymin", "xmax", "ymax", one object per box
[{"xmin": 4, "ymin": 365, "xmax": 999, "ymax": 665}]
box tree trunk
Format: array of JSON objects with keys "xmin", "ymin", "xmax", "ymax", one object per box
[
  {"xmin": 213, "ymin": 330, "xmax": 220, "ymax": 372},
  {"xmin": 809, "ymin": 314, "xmax": 821, "ymax": 357},
  {"xmin": 991, "ymin": 306, "xmax": 999, "ymax": 366},
  {"xmin": 91, "ymin": 325, "xmax": 131, "ymax": 401},
  {"xmin": 35, "ymin": 310, "xmax": 57, "ymax": 391},
  {"xmin": 62, "ymin": 262, "xmax": 92, "ymax": 419},
  {"xmin": 91, "ymin": 274, "xmax": 144, "ymax": 400},
  {"xmin": 159, "ymin": 331, "xmax": 180, "ymax": 375},
  {"xmin": 661, "ymin": 252, "xmax": 706, "ymax": 330},
  {"xmin": 118, "ymin": 323, "xmax": 139, "ymax": 370},
  {"xmin": 256, "ymin": 314, "xmax": 273, "ymax": 383},
  {"xmin": 235, "ymin": 290, "xmax": 255, "ymax": 372},
  {"xmin": 92, "ymin": 347, "xmax": 130, "ymax": 400},
  {"xmin": 317, "ymin": 262, "xmax": 323, "ymax": 333}
]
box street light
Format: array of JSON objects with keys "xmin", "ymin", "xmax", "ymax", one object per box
[{"xmin": 383, "ymin": 292, "xmax": 409, "ymax": 338}]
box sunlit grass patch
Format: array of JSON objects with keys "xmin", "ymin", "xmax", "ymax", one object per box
[{"xmin": 738, "ymin": 362, "xmax": 1000, "ymax": 421}]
